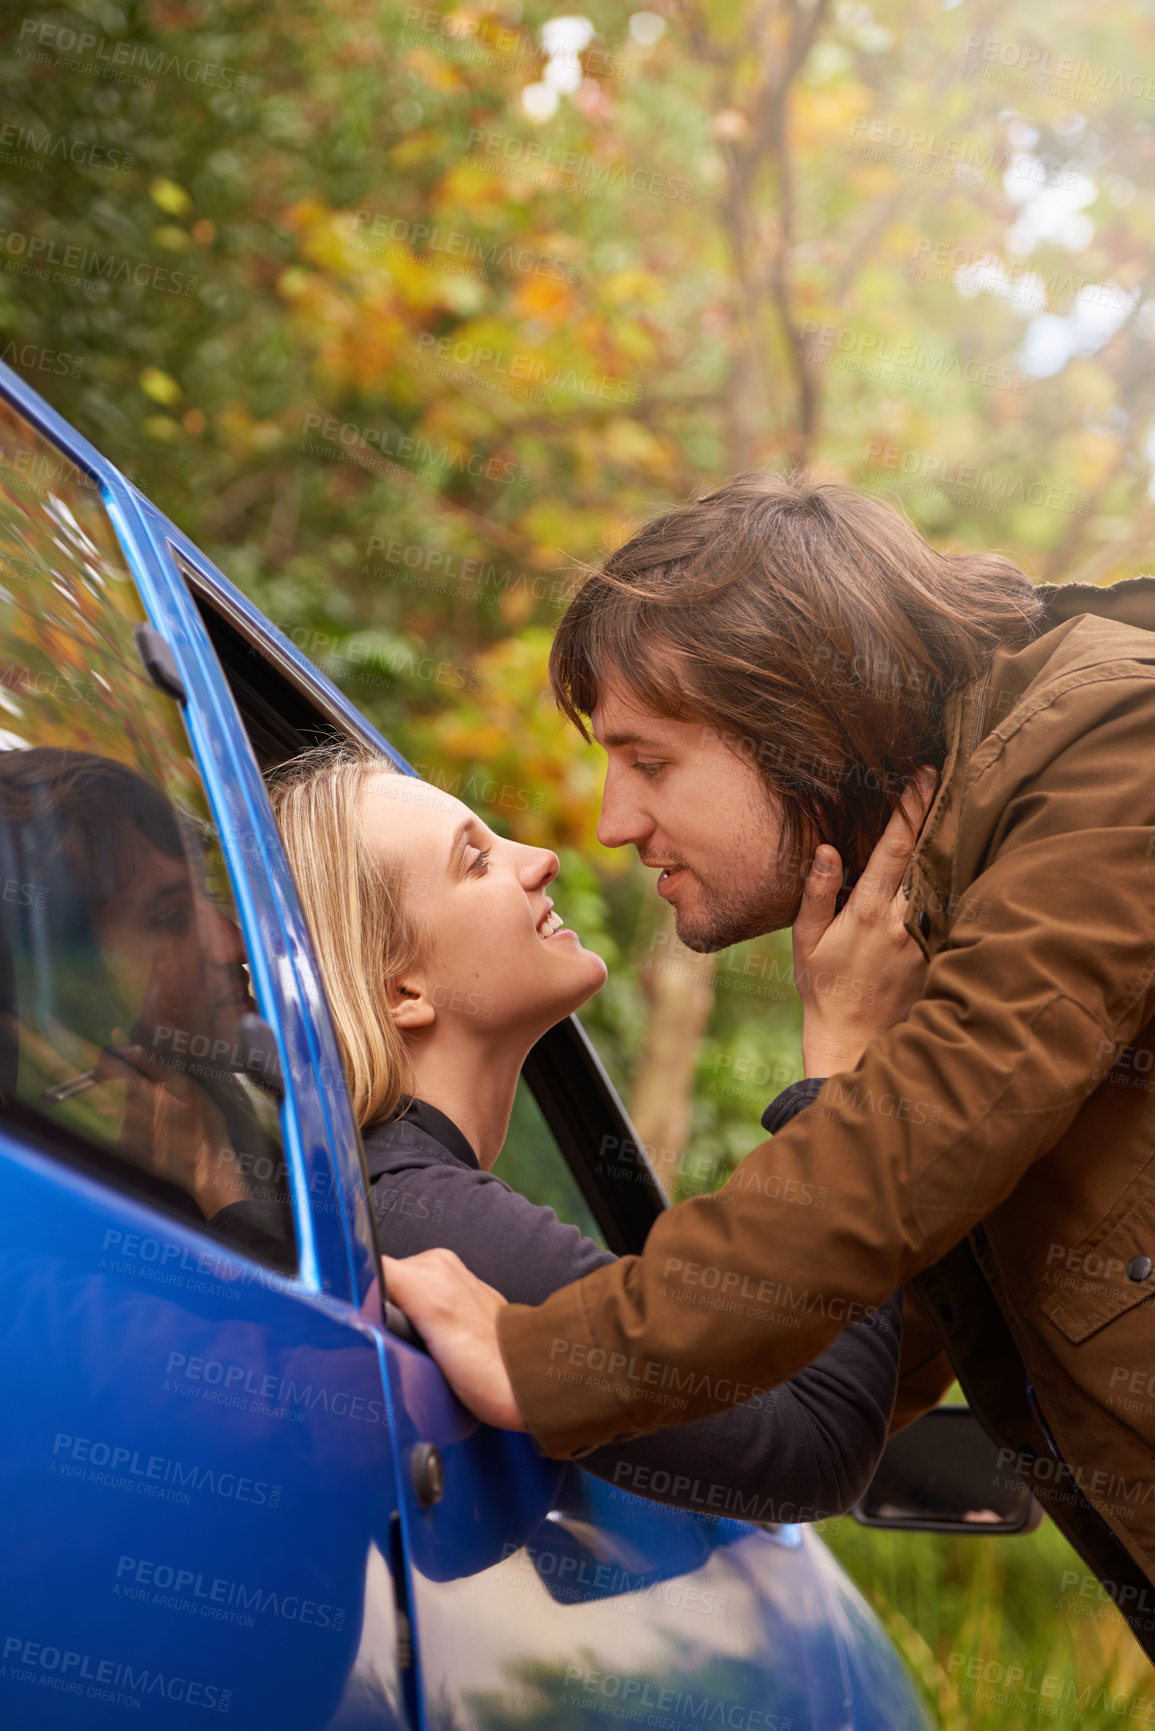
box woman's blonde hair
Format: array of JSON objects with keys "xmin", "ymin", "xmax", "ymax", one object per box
[{"xmin": 266, "ymin": 743, "xmax": 421, "ymax": 1128}]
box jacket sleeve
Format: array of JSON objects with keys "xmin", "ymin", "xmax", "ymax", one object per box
[
  {"xmin": 496, "ymin": 673, "xmax": 1155, "ymax": 1458},
  {"xmin": 375, "ymin": 1096, "xmax": 901, "ymax": 1517}
]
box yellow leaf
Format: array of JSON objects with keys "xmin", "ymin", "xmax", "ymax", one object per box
[
  {"xmin": 149, "ymin": 177, "xmax": 191, "ymax": 215},
  {"xmin": 139, "ymin": 367, "xmax": 182, "ymax": 405}
]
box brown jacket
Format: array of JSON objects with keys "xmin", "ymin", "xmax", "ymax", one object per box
[{"xmin": 499, "ymin": 577, "xmax": 1155, "ymax": 1609}]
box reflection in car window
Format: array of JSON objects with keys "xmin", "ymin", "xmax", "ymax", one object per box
[{"xmin": 0, "ymin": 400, "xmax": 296, "ymax": 1272}]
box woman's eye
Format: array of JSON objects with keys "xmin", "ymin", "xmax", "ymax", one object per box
[{"xmin": 468, "ymin": 847, "xmax": 491, "ymax": 877}]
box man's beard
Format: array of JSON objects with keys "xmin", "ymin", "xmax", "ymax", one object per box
[{"xmin": 671, "ymin": 864, "xmax": 804, "ymax": 953}]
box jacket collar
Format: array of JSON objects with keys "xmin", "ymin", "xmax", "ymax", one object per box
[
  {"xmin": 902, "ymin": 666, "xmax": 991, "ymax": 956},
  {"xmin": 902, "ymin": 574, "xmax": 1155, "ymax": 954}
]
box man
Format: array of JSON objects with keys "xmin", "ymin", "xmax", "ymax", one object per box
[{"xmin": 386, "ymin": 475, "xmax": 1155, "ymax": 1657}]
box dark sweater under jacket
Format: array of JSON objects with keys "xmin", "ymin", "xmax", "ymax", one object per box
[{"xmin": 366, "ymin": 1086, "xmax": 901, "ymax": 1523}]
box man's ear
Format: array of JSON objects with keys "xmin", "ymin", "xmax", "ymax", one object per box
[{"xmin": 385, "ymin": 977, "xmax": 436, "ymax": 1033}]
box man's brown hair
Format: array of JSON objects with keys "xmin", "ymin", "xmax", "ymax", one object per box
[{"xmin": 550, "ymin": 474, "xmax": 1045, "ymax": 878}]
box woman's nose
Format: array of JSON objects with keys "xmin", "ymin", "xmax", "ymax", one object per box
[{"xmin": 520, "ymin": 846, "xmax": 559, "ymax": 890}]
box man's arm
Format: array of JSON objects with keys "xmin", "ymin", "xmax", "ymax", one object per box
[{"xmin": 487, "ymin": 675, "xmax": 1155, "ymax": 1455}]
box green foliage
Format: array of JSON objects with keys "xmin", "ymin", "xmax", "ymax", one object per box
[{"xmin": 822, "ymin": 1516, "xmax": 1154, "ymax": 1728}]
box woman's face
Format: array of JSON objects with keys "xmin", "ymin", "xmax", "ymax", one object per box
[{"xmin": 361, "ymin": 775, "xmax": 607, "ymax": 1040}]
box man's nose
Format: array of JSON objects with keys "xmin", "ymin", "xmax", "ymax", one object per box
[
  {"xmin": 199, "ymin": 895, "xmax": 246, "ymax": 964},
  {"xmin": 596, "ymin": 768, "xmax": 652, "ymax": 851}
]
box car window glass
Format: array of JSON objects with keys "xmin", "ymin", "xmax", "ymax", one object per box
[
  {"xmin": 499, "ymin": 1079, "xmax": 608, "ymax": 1249},
  {"xmin": 0, "ymin": 399, "xmax": 296, "ymax": 1272}
]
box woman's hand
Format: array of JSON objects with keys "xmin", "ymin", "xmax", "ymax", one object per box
[
  {"xmin": 792, "ymin": 768, "xmax": 938, "ymax": 1078},
  {"xmin": 382, "ymin": 1250, "xmax": 528, "ymax": 1431}
]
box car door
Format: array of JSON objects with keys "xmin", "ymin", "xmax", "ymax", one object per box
[{"xmin": 0, "ymin": 374, "xmax": 412, "ymax": 1731}]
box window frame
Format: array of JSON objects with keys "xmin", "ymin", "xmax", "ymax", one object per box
[{"xmin": 0, "ymin": 359, "xmax": 368, "ymax": 1300}]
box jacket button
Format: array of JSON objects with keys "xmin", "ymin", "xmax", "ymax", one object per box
[
  {"xmin": 1127, "ymin": 1255, "xmax": 1153, "ymax": 1283},
  {"xmin": 918, "ymin": 910, "xmax": 932, "ymax": 939}
]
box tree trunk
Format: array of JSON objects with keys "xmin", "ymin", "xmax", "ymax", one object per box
[{"xmin": 628, "ymin": 907, "xmax": 717, "ymax": 1194}]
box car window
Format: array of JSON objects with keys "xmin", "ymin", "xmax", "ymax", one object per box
[
  {"xmin": 170, "ymin": 545, "xmax": 619, "ymax": 1258},
  {"xmin": 498, "ymin": 1078, "xmax": 608, "ymax": 1249},
  {"xmin": 0, "ymin": 399, "xmax": 296, "ymax": 1272}
]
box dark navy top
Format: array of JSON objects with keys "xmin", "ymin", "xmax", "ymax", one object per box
[{"xmin": 367, "ymin": 1083, "xmax": 901, "ymax": 1522}]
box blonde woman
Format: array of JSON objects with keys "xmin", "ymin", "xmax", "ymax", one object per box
[{"xmin": 268, "ymin": 745, "xmax": 927, "ymax": 1521}]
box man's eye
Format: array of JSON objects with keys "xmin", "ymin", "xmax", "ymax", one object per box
[
  {"xmin": 468, "ymin": 847, "xmax": 491, "ymax": 876},
  {"xmin": 633, "ymin": 760, "xmax": 664, "ymax": 780},
  {"xmin": 152, "ymin": 912, "xmax": 192, "ymax": 936}
]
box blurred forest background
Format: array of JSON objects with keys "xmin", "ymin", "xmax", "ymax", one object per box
[{"xmin": 4, "ymin": 0, "xmax": 1155, "ymax": 1716}]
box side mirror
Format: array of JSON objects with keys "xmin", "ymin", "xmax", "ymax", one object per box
[{"xmin": 852, "ymin": 1405, "xmax": 1043, "ymax": 1535}]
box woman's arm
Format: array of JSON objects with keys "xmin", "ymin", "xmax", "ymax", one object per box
[{"xmin": 375, "ymin": 1097, "xmax": 901, "ymax": 1519}]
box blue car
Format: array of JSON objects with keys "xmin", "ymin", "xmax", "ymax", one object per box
[{"xmin": 0, "ymin": 357, "xmax": 933, "ymax": 1730}]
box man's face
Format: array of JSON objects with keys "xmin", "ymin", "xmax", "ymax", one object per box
[{"xmin": 591, "ymin": 676, "xmax": 809, "ymax": 951}]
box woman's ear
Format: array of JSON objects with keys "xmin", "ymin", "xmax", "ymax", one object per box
[{"xmin": 385, "ymin": 977, "xmax": 436, "ymax": 1032}]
